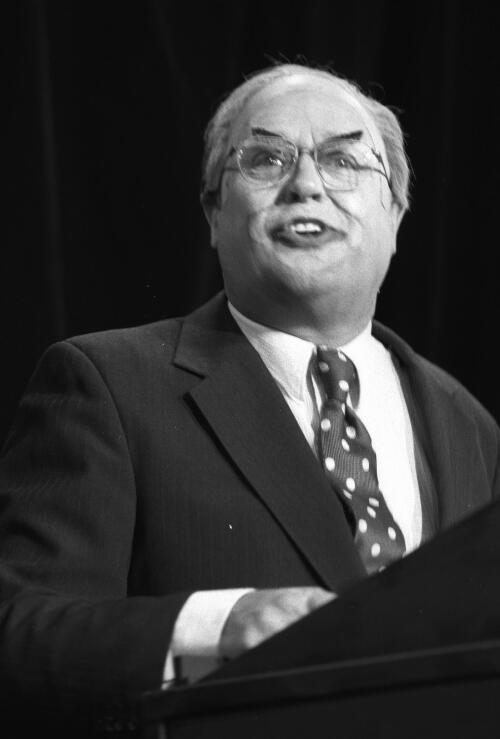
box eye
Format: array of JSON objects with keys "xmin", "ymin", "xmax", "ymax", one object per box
[
  {"xmin": 238, "ymin": 142, "xmax": 293, "ymax": 181},
  {"xmin": 320, "ymin": 149, "xmax": 359, "ymax": 171},
  {"xmin": 251, "ymin": 149, "xmax": 286, "ymax": 168},
  {"xmin": 336, "ymin": 155, "xmax": 357, "ymax": 169}
]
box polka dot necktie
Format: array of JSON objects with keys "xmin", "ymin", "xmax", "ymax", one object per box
[{"xmin": 315, "ymin": 346, "xmax": 406, "ymax": 575}]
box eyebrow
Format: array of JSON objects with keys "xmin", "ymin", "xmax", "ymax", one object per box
[{"xmin": 251, "ymin": 127, "xmax": 364, "ymax": 142}]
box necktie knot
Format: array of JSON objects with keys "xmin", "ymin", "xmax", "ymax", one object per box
[{"xmin": 316, "ymin": 346, "xmax": 358, "ymax": 403}]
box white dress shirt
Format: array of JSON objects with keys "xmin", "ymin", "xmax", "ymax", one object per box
[{"xmin": 164, "ymin": 302, "xmax": 422, "ymax": 682}]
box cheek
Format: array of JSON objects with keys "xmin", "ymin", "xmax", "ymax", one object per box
[
  {"xmin": 215, "ymin": 200, "xmax": 247, "ymax": 246},
  {"xmin": 248, "ymin": 208, "xmax": 275, "ymax": 246},
  {"xmin": 219, "ymin": 189, "xmax": 273, "ymax": 247},
  {"xmin": 349, "ymin": 192, "xmax": 394, "ymax": 243}
]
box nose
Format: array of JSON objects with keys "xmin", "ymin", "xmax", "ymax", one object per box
[{"xmin": 280, "ymin": 150, "xmax": 325, "ymax": 202}]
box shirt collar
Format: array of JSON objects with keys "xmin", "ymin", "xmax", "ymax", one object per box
[{"xmin": 228, "ymin": 301, "xmax": 374, "ymax": 404}]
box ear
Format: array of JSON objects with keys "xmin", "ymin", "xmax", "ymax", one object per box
[
  {"xmin": 201, "ymin": 193, "xmax": 220, "ymax": 249},
  {"xmin": 389, "ymin": 201, "xmax": 405, "ymax": 253}
]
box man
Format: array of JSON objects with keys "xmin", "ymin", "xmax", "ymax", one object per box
[{"xmin": 0, "ymin": 63, "xmax": 499, "ymax": 735}]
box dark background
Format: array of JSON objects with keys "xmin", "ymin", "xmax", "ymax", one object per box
[{"xmin": 2, "ymin": 0, "xmax": 499, "ymax": 446}]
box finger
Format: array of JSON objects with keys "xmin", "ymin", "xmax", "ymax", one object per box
[{"xmin": 219, "ymin": 587, "xmax": 336, "ymax": 659}]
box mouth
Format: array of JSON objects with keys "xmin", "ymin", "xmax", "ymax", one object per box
[{"xmin": 270, "ymin": 218, "xmax": 344, "ymax": 248}]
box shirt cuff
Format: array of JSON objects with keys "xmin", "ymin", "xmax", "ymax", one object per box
[{"xmin": 162, "ymin": 588, "xmax": 254, "ymax": 684}]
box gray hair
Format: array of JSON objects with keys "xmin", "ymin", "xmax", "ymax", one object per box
[{"xmin": 201, "ymin": 63, "xmax": 411, "ymax": 213}]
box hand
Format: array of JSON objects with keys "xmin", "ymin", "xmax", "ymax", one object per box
[{"xmin": 219, "ymin": 586, "xmax": 336, "ymax": 659}]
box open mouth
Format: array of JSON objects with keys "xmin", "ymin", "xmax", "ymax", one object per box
[{"xmin": 271, "ymin": 218, "xmax": 341, "ymax": 247}]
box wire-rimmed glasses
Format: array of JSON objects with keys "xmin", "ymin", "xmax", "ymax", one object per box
[{"xmin": 223, "ymin": 134, "xmax": 392, "ymax": 193}]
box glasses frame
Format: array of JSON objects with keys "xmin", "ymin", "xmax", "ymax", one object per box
[{"xmin": 222, "ymin": 135, "xmax": 393, "ymax": 194}]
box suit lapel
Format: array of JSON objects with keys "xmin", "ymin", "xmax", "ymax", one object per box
[
  {"xmin": 374, "ymin": 322, "xmax": 490, "ymax": 531},
  {"xmin": 173, "ymin": 298, "xmax": 486, "ymax": 578},
  {"xmin": 174, "ymin": 295, "xmax": 366, "ymax": 592}
]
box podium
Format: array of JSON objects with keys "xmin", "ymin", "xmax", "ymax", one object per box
[
  {"xmin": 139, "ymin": 499, "xmax": 500, "ymax": 737},
  {"xmin": 139, "ymin": 640, "xmax": 500, "ymax": 738}
]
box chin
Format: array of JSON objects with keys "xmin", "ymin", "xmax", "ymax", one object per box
[{"xmin": 267, "ymin": 268, "xmax": 335, "ymax": 301}]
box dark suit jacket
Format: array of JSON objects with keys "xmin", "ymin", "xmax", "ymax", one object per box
[{"xmin": 0, "ymin": 292, "xmax": 499, "ymax": 734}]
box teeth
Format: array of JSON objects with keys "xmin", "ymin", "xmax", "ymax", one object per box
[{"xmin": 290, "ymin": 221, "xmax": 323, "ymax": 234}]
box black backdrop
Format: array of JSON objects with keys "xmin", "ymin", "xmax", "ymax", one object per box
[{"xmin": 2, "ymin": 0, "xmax": 500, "ymax": 446}]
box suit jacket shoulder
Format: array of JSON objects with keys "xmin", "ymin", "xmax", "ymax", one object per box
[{"xmin": 374, "ymin": 319, "xmax": 499, "ymax": 432}]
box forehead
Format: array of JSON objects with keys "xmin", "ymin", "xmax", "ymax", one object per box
[{"xmin": 231, "ymin": 74, "xmax": 382, "ymax": 149}]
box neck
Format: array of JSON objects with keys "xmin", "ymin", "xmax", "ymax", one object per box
[{"xmin": 228, "ymin": 290, "xmax": 375, "ymax": 347}]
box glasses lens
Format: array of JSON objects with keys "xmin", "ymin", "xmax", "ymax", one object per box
[
  {"xmin": 238, "ymin": 138, "xmax": 295, "ymax": 182},
  {"xmin": 317, "ymin": 141, "xmax": 377, "ymax": 190}
]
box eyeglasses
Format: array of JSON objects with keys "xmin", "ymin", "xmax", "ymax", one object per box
[{"xmin": 223, "ymin": 135, "xmax": 392, "ymax": 193}]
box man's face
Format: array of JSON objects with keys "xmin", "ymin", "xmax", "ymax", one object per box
[{"xmin": 206, "ymin": 74, "xmax": 403, "ymax": 324}]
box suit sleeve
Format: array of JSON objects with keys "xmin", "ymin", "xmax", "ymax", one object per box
[{"xmin": 0, "ymin": 341, "xmax": 190, "ymax": 733}]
